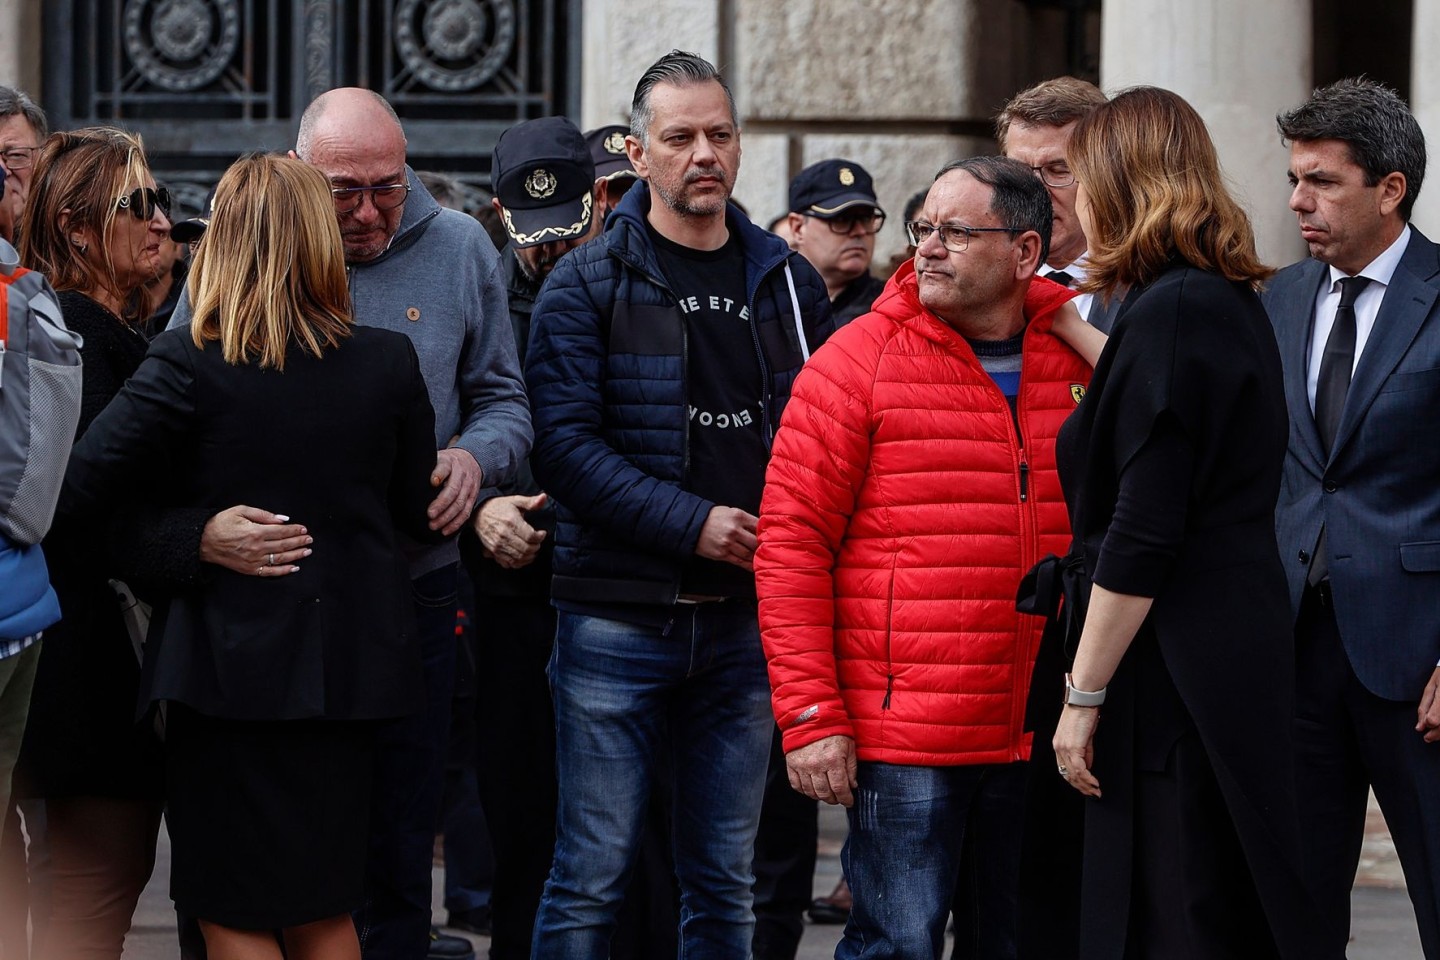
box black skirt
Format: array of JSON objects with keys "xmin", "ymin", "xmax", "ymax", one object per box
[{"xmin": 163, "ymin": 703, "xmax": 376, "ymax": 929}]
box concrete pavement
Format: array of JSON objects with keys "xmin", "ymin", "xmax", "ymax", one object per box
[{"xmin": 107, "ymin": 796, "xmax": 1423, "ymax": 959}]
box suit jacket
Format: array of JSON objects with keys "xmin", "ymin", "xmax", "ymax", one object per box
[
  {"xmin": 1264, "ymin": 229, "xmax": 1440, "ymax": 701},
  {"xmin": 58, "ymin": 326, "xmax": 440, "ymax": 721}
]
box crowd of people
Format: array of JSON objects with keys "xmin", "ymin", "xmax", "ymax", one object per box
[{"xmin": 0, "ymin": 45, "xmax": 1437, "ymax": 960}]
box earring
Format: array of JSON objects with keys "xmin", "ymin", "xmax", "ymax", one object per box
[{"xmin": 71, "ymin": 237, "xmax": 87, "ymax": 254}]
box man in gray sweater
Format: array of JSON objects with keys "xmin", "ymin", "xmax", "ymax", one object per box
[{"xmin": 172, "ymin": 88, "xmax": 530, "ymax": 960}]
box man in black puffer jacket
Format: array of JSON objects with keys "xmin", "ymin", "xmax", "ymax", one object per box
[{"xmin": 524, "ymin": 50, "xmax": 831, "ymax": 960}]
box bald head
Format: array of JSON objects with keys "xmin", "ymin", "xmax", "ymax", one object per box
[
  {"xmin": 296, "ymin": 87, "xmax": 405, "ymax": 161},
  {"xmin": 293, "ymin": 88, "xmax": 410, "ymax": 263}
]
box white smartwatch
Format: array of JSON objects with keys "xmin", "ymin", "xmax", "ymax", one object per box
[{"xmin": 1063, "ymin": 673, "xmax": 1107, "ymax": 707}]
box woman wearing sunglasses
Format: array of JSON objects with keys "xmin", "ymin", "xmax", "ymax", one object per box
[{"xmin": 11, "ymin": 126, "xmax": 173, "ymax": 958}]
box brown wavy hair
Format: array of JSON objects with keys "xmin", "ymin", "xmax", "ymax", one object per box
[
  {"xmin": 189, "ymin": 154, "xmax": 352, "ymax": 370},
  {"xmin": 1069, "ymin": 86, "xmax": 1271, "ymax": 292},
  {"xmin": 19, "ymin": 126, "xmax": 156, "ymax": 320}
]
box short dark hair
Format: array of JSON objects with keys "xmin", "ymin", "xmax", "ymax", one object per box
[
  {"xmin": 1277, "ymin": 77, "xmax": 1426, "ymax": 221},
  {"xmin": 630, "ymin": 50, "xmax": 737, "ymax": 147},
  {"xmin": 901, "ymin": 188, "xmax": 928, "ymax": 225},
  {"xmin": 994, "ymin": 77, "xmax": 1106, "ymax": 152},
  {"xmin": 934, "ymin": 156, "xmax": 1053, "ymax": 265},
  {"xmin": 0, "ymin": 86, "xmax": 49, "ymax": 140}
]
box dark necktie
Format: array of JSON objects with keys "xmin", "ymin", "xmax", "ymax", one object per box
[
  {"xmin": 1046, "ymin": 270, "xmax": 1075, "ymax": 288},
  {"xmin": 1307, "ymin": 275, "xmax": 1373, "ymax": 586},
  {"xmin": 1314, "ymin": 275, "xmax": 1372, "ymax": 455}
]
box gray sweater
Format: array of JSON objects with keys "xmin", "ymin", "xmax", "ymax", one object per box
[{"xmin": 171, "ymin": 170, "xmax": 531, "ymax": 577}]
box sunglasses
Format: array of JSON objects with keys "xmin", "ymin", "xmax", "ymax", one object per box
[{"xmin": 116, "ymin": 186, "xmax": 173, "ymax": 221}]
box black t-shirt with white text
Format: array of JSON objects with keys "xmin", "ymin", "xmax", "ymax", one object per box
[{"xmin": 648, "ymin": 222, "xmax": 767, "ymax": 598}]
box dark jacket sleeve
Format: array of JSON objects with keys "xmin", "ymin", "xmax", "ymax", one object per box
[
  {"xmin": 105, "ymin": 506, "xmax": 215, "ymax": 590},
  {"xmin": 389, "ymin": 337, "xmax": 443, "ymax": 544},
  {"xmin": 525, "ymin": 253, "xmax": 713, "ymax": 559},
  {"xmin": 58, "ymin": 331, "xmax": 198, "ymax": 525},
  {"xmin": 1087, "ymin": 270, "xmax": 1259, "ymax": 597},
  {"xmin": 1092, "ymin": 411, "xmax": 1195, "ymax": 596}
]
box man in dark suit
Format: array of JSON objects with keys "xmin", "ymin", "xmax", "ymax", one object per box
[
  {"xmin": 1264, "ymin": 77, "xmax": 1440, "ymax": 958},
  {"xmin": 995, "ymin": 77, "xmax": 1120, "ymax": 333}
]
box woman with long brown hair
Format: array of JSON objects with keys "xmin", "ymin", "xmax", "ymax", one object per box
[
  {"xmin": 57, "ymin": 153, "xmax": 439, "ymax": 959},
  {"xmin": 1047, "ymin": 87, "xmax": 1331, "ymax": 957},
  {"xmin": 14, "ymin": 126, "xmax": 173, "ymax": 959}
]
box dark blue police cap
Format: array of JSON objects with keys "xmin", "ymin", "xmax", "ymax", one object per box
[
  {"xmin": 492, "ymin": 117, "xmax": 596, "ymax": 249},
  {"xmin": 788, "ymin": 159, "xmax": 881, "ymax": 217}
]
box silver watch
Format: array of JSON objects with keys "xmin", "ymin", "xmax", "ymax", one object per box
[{"xmin": 1064, "ymin": 672, "xmax": 1106, "ymax": 707}]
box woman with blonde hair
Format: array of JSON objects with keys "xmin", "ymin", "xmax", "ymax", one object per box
[
  {"xmin": 57, "ymin": 153, "xmax": 440, "ymax": 959},
  {"xmin": 1045, "ymin": 87, "xmax": 1331, "ymax": 957},
  {"xmin": 12, "ymin": 125, "xmax": 174, "ymax": 958}
]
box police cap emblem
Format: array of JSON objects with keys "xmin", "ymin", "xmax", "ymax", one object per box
[
  {"xmin": 604, "ymin": 131, "xmax": 626, "ymax": 154},
  {"xmin": 839, "ymin": 167, "xmax": 855, "ymax": 186},
  {"xmin": 525, "ymin": 168, "xmax": 558, "ymax": 200}
]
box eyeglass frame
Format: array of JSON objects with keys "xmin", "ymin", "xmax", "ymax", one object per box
[
  {"xmin": 116, "ymin": 186, "xmax": 173, "ymax": 221},
  {"xmin": 0, "ymin": 146, "xmax": 37, "ymax": 171},
  {"xmin": 331, "ymin": 182, "xmax": 411, "ymax": 213},
  {"xmin": 905, "ymin": 220, "xmax": 1021, "ymax": 253},
  {"xmin": 804, "ymin": 208, "xmax": 887, "ymax": 236},
  {"xmin": 1021, "ymin": 162, "xmax": 1075, "ymax": 189}
]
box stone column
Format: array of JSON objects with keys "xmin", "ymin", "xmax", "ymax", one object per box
[
  {"xmin": 732, "ymin": 0, "xmax": 1014, "ymax": 263},
  {"xmin": 1100, "ymin": 0, "xmax": 1311, "ymax": 266},
  {"xmin": 579, "ymin": 0, "xmax": 722, "ymax": 131},
  {"xmin": 1410, "ymin": 0, "xmax": 1440, "ymax": 232},
  {"xmin": 0, "ymin": 0, "xmax": 42, "ymax": 95}
]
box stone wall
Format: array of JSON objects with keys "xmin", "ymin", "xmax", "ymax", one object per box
[
  {"xmin": 581, "ymin": 0, "xmax": 1081, "ymax": 265},
  {"xmin": 0, "ymin": 0, "xmax": 42, "ymax": 95}
]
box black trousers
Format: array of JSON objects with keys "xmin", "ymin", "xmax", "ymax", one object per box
[
  {"xmin": 1294, "ymin": 583, "xmax": 1440, "ymax": 958},
  {"xmin": 751, "ymin": 727, "xmax": 818, "ymax": 960},
  {"xmin": 472, "ymin": 595, "xmax": 558, "ymax": 960}
]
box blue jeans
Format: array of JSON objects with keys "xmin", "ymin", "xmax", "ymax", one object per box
[
  {"xmin": 357, "ymin": 563, "xmax": 460, "ymax": 959},
  {"xmin": 838, "ymin": 761, "xmax": 1026, "ymax": 960},
  {"xmin": 531, "ymin": 604, "xmax": 772, "ymax": 960}
]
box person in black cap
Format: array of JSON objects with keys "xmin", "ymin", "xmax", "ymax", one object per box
[
  {"xmin": 462, "ymin": 114, "xmax": 601, "ymax": 958},
  {"xmin": 491, "ymin": 116, "xmax": 601, "ymax": 288},
  {"xmin": 585, "ymin": 124, "xmax": 639, "ymax": 220},
  {"xmin": 787, "ymin": 158, "xmax": 888, "ymax": 327}
]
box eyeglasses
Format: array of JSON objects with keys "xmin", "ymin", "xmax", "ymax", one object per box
[
  {"xmin": 0, "ymin": 146, "xmax": 36, "ymax": 171},
  {"xmin": 331, "ymin": 183, "xmax": 410, "ymax": 213},
  {"xmin": 905, "ymin": 220, "xmax": 1018, "ymax": 253},
  {"xmin": 1023, "ymin": 162, "xmax": 1075, "ymax": 189},
  {"xmin": 116, "ymin": 186, "xmax": 173, "ymax": 221},
  {"xmin": 809, "ymin": 210, "xmax": 887, "ymax": 236}
]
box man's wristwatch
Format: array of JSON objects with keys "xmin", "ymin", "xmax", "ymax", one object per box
[{"xmin": 1063, "ymin": 673, "xmax": 1107, "ymax": 707}]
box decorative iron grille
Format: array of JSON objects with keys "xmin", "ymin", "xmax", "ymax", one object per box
[{"xmin": 43, "ymin": 0, "xmax": 580, "ymax": 197}]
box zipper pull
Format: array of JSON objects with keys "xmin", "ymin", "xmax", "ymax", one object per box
[
  {"xmin": 1019, "ymin": 460, "xmax": 1030, "ymax": 503},
  {"xmin": 882, "ymin": 673, "xmax": 895, "ymax": 709}
]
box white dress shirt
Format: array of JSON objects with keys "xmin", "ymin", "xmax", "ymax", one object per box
[
  {"xmin": 1040, "ymin": 255, "xmax": 1095, "ymax": 322},
  {"xmin": 1306, "ymin": 226, "xmax": 1411, "ymax": 412}
]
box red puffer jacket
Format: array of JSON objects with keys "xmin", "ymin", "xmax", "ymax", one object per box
[{"xmin": 756, "ymin": 262, "xmax": 1091, "ymax": 766}]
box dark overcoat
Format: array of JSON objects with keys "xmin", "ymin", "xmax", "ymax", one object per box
[{"xmin": 1056, "ymin": 260, "xmax": 1328, "ymax": 959}]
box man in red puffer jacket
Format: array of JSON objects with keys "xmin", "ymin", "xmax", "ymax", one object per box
[{"xmin": 755, "ymin": 156, "xmax": 1092, "ymax": 960}]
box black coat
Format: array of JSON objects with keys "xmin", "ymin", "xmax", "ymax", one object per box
[
  {"xmin": 18, "ymin": 292, "xmax": 166, "ymax": 798},
  {"xmin": 1055, "ymin": 262, "xmax": 1323, "ymax": 959},
  {"xmin": 59, "ymin": 326, "xmax": 440, "ymax": 721}
]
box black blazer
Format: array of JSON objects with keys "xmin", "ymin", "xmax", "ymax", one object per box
[
  {"xmin": 1057, "ymin": 261, "xmax": 1321, "ymax": 959},
  {"xmin": 59, "ymin": 326, "xmax": 440, "ymax": 721}
]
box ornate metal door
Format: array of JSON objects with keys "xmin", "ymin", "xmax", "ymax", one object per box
[{"xmin": 42, "ymin": 0, "xmax": 582, "ymax": 215}]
